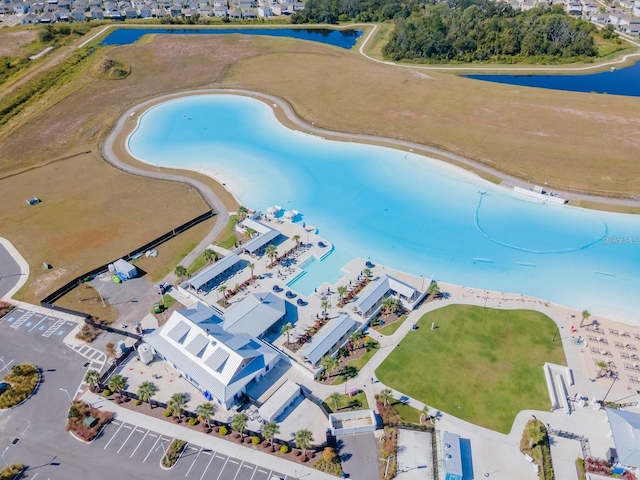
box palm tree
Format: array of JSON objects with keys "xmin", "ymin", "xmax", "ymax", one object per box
[
  {"xmin": 108, "ymin": 374, "xmax": 126, "ymax": 398},
  {"xmin": 580, "ymin": 309, "xmax": 591, "ymax": 328},
  {"xmin": 137, "ymin": 381, "xmax": 157, "ymax": 408},
  {"xmin": 381, "ymin": 297, "xmax": 399, "ymax": 316},
  {"xmin": 231, "ymin": 413, "xmax": 248, "ymax": 438},
  {"xmin": 596, "ymin": 360, "xmax": 609, "ymax": 378},
  {"xmin": 281, "ymin": 322, "xmax": 293, "ymax": 345},
  {"xmin": 248, "ymin": 262, "xmax": 255, "ymax": 279},
  {"xmin": 219, "ymin": 285, "xmax": 228, "ymax": 306},
  {"xmin": 428, "ymin": 281, "xmax": 441, "ymax": 298},
  {"xmin": 348, "ymin": 330, "xmax": 363, "ymax": 351},
  {"xmin": 337, "ymin": 286, "xmax": 347, "ymax": 302},
  {"xmin": 380, "ymin": 388, "xmax": 393, "ymax": 407},
  {"xmin": 329, "ymin": 392, "xmax": 342, "ymax": 412},
  {"xmin": 238, "ymin": 205, "xmax": 248, "ymax": 218},
  {"xmin": 174, "ymin": 265, "xmax": 188, "ymax": 281},
  {"xmin": 196, "ymin": 402, "xmax": 217, "ymax": 428},
  {"xmin": 321, "ymin": 300, "xmax": 330, "ymax": 319},
  {"xmin": 321, "ymin": 356, "xmax": 339, "ymax": 377},
  {"xmin": 363, "ymin": 268, "xmax": 372, "ymax": 278},
  {"xmin": 203, "ymin": 249, "xmax": 217, "ymax": 264},
  {"xmin": 295, "ymin": 429, "xmax": 314, "ymax": 457},
  {"xmin": 167, "ymin": 392, "xmax": 188, "ymax": 421},
  {"xmin": 419, "ymin": 406, "xmax": 430, "ymax": 424},
  {"xmin": 292, "ymin": 234, "xmax": 301, "ymax": 247},
  {"xmin": 243, "ymin": 227, "xmax": 257, "ymax": 239},
  {"xmin": 265, "ymin": 244, "xmax": 278, "ymax": 265},
  {"xmin": 527, "ymin": 422, "xmax": 546, "ymax": 449},
  {"xmin": 84, "ymin": 369, "xmax": 100, "ymax": 390},
  {"xmin": 262, "ymin": 420, "xmax": 280, "ymax": 448}
]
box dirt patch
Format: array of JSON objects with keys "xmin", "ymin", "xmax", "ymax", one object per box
[
  {"xmin": 31, "ymin": 267, "xmax": 67, "ymax": 297},
  {"xmin": 0, "ymin": 29, "xmax": 38, "ymax": 57}
]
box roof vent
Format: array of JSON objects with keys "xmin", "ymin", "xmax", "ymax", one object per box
[
  {"xmin": 446, "ymin": 454, "xmax": 452, "ymax": 459},
  {"xmin": 445, "ymin": 443, "xmax": 451, "ymax": 449}
]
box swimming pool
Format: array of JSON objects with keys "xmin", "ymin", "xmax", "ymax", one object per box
[{"xmin": 127, "ymin": 94, "xmax": 640, "ymax": 324}]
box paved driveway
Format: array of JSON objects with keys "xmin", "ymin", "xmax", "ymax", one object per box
[
  {"xmin": 338, "ymin": 433, "xmax": 379, "ymax": 480},
  {"xmin": 397, "ymin": 429, "xmax": 433, "ymax": 479}
]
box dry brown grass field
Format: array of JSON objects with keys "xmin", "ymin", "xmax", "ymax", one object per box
[{"xmin": 1, "ymin": 29, "xmax": 639, "ymax": 307}]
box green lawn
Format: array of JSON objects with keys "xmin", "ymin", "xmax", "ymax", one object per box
[
  {"xmin": 375, "ymin": 305, "xmax": 566, "ymax": 434},
  {"xmin": 323, "ymin": 392, "xmax": 369, "ymax": 413},
  {"xmin": 378, "ymin": 315, "xmax": 408, "ymax": 336},
  {"xmin": 215, "ymin": 215, "xmax": 239, "ymax": 250},
  {"xmin": 391, "ymin": 401, "xmax": 421, "ymax": 424},
  {"xmin": 331, "ymin": 339, "xmax": 379, "ymax": 385}
]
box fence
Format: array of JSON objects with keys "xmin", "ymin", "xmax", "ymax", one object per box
[
  {"xmin": 99, "ymin": 338, "xmax": 143, "ymax": 385},
  {"xmin": 41, "ymin": 210, "xmax": 215, "ymax": 307}
]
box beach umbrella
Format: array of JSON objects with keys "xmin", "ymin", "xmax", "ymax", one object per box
[
  {"xmin": 266, "ymin": 206, "xmax": 278, "ymax": 217},
  {"xmin": 284, "ymin": 210, "xmax": 296, "ymax": 220}
]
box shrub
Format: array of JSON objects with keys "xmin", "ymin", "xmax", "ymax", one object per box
[
  {"xmin": 0, "ymin": 464, "xmax": 23, "ymax": 480},
  {"xmin": 164, "ymin": 410, "xmax": 172, "ymax": 418},
  {"xmin": 322, "ymin": 447, "xmax": 336, "ymax": 463},
  {"xmin": 219, "ymin": 426, "xmax": 228, "ymax": 435},
  {"xmin": 75, "ymin": 324, "xmax": 101, "ymax": 343},
  {"xmin": 161, "ymin": 439, "xmax": 187, "ymax": 468},
  {"xmin": 280, "ymin": 445, "xmax": 289, "ymax": 454},
  {"xmin": 0, "ymin": 300, "xmax": 13, "ymax": 318},
  {"xmin": 188, "ymin": 418, "xmax": 197, "ymax": 426},
  {"xmin": 66, "ymin": 401, "xmax": 114, "ymax": 442},
  {"xmin": 133, "ymin": 399, "xmax": 141, "ymax": 406},
  {"xmin": 251, "ymin": 436, "xmax": 260, "ymax": 445},
  {"xmin": 102, "ymin": 389, "xmax": 111, "ymax": 397},
  {"xmin": 0, "ymin": 364, "xmax": 40, "ymax": 409}
]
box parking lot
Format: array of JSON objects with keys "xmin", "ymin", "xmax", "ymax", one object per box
[
  {"xmin": 95, "ymin": 420, "xmax": 290, "ymax": 480},
  {"xmin": 0, "ymin": 307, "xmax": 75, "ymax": 339}
]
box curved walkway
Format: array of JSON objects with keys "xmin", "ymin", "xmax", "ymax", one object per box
[
  {"xmin": 359, "ymin": 23, "xmax": 640, "ymax": 73},
  {"xmin": 0, "ymin": 237, "xmax": 29, "ymax": 300}
]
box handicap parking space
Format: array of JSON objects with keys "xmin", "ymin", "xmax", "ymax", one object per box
[
  {"xmin": 0, "ymin": 307, "xmax": 74, "ymax": 339},
  {"xmin": 91, "ymin": 420, "xmax": 291, "ymax": 480}
]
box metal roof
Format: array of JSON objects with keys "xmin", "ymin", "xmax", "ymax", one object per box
[
  {"xmin": 354, "ymin": 274, "xmax": 419, "ymax": 314},
  {"xmin": 223, "ymin": 293, "xmax": 286, "ymax": 337},
  {"xmin": 258, "ymin": 379, "xmax": 300, "ymax": 422},
  {"xmin": 185, "ymin": 333, "xmax": 209, "ymax": 358},
  {"xmin": 167, "ymin": 320, "xmax": 191, "ymax": 343},
  {"xmin": 187, "ymin": 253, "xmax": 241, "ymax": 290},
  {"xmin": 204, "ymin": 347, "xmax": 230, "ymax": 373},
  {"xmin": 442, "ymin": 431, "xmax": 463, "ymax": 477},
  {"xmin": 242, "ymin": 228, "xmax": 280, "ymax": 254},
  {"xmin": 607, "ymin": 407, "xmax": 640, "ymax": 467},
  {"xmin": 300, "ymin": 314, "xmax": 356, "ymax": 365}
]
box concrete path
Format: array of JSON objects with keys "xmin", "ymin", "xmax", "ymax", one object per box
[
  {"xmin": 0, "ymin": 237, "xmax": 28, "ymax": 300},
  {"xmin": 81, "ymin": 391, "xmax": 335, "ymax": 480}
]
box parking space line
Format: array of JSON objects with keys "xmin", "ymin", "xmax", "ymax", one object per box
[
  {"xmin": 130, "ymin": 429, "xmax": 150, "ymax": 458},
  {"xmin": 11, "ymin": 311, "xmax": 34, "ymax": 329},
  {"xmin": 43, "ymin": 318, "xmax": 66, "ymax": 337},
  {"xmin": 215, "ymin": 456, "xmax": 230, "ymax": 480},
  {"xmin": 104, "ymin": 421, "xmax": 125, "ymax": 449},
  {"xmin": 117, "ymin": 424, "xmax": 137, "ymax": 454},
  {"xmin": 198, "ymin": 450, "xmax": 216, "ymax": 480},
  {"xmin": 144, "ymin": 434, "xmax": 164, "ymax": 463},
  {"xmin": 0, "ymin": 307, "xmax": 18, "ymax": 322},
  {"xmin": 228, "ymin": 459, "xmax": 239, "ymax": 465},
  {"xmin": 28, "ymin": 315, "xmax": 48, "ymax": 332},
  {"xmin": 232, "ymin": 461, "xmax": 245, "ymax": 480},
  {"xmin": 185, "ymin": 447, "xmax": 202, "ymax": 477},
  {"xmin": 249, "ymin": 468, "xmax": 259, "ymax": 480}
]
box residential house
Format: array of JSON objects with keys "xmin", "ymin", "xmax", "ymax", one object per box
[
  {"xmin": 21, "ymin": 12, "xmax": 39, "ymax": 22},
  {"xmin": 228, "ymin": 5, "xmax": 239, "ymax": 15},
  {"xmin": 213, "ymin": 4, "xmax": 226, "ymax": 15},
  {"xmin": 212, "ymin": 0, "xmax": 225, "ymax": 6},
  {"xmin": 130, "ymin": 0, "xmax": 143, "ymax": 8},
  {"xmin": 39, "ymin": 10, "xmax": 55, "ymax": 21},
  {"xmin": 71, "ymin": 6, "xmax": 85, "ymax": 19},
  {"xmin": 12, "ymin": 1, "xmax": 30, "ymax": 13},
  {"xmin": 54, "ymin": 8, "xmax": 69, "ymax": 19},
  {"xmin": 137, "ymin": 4, "xmax": 150, "ymax": 16},
  {"xmin": 619, "ymin": 14, "xmax": 640, "ymax": 33},
  {"xmin": 566, "ymin": 2, "xmax": 582, "ymax": 14},
  {"xmin": 182, "ymin": 6, "xmax": 197, "ymax": 17},
  {"xmin": 57, "ymin": 0, "xmax": 71, "ymax": 9},
  {"xmin": 30, "ymin": 2, "xmax": 46, "ymax": 14},
  {"xmin": 198, "ymin": 4, "xmax": 212, "ymax": 16},
  {"xmin": 634, "ymin": 4, "xmax": 640, "ymax": 16},
  {"xmin": 72, "ymin": 0, "xmax": 88, "ymax": 10},
  {"xmin": 618, "ymin": 0, "xmax": 635, "ymax": 11},
  {"xmin": 153, "ymin": 6, "xmax": 168, "ymax": 16},
  {"xmin": 144, "ymin": 302, "xmax": 282, "ymax": 409},
  {"xmin": 169, "ymin": 4, "xmax": 181, "ymax": 15},
  {"xmin": 123, "ymin": 5, "xmax": 137, "ymax": 17},
  {"xmin": 87, "ymin": 0, "xmax": 101, "ymax": 8},
  {"xmin": 590, "ymin": 12, "xmax": 609, "ymax": 22},
  {"xmin": 198, "ymin": 0, "xmax": 209, "ymax": 6},
  {"xmin": 257, "ymin": 2, "xmax": 271, "ymax": 16},
  {"xmin": 242, "ymin": 8, "xmax": 256, "ymax": 18},
  {"xmin": 89, "ymin": 5, "xmax": 103, "ymax": 17}
]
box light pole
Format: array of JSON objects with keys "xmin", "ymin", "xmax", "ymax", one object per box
[
  {"xmin": 420, "ymin": 275, "xmax": 424, "ymax": 291},
  {"xmin": 379, "ymin": 455, "xmax": 396, "ymax": 478},
  {"xmin": 1, "ymin": 446, "xmax": 10, "ymax": 468},
  {"xmin": 97, "ymin": 285, "xmax": 106, "ymax": 308},
  {"xmin": 59, "ymin": 388, "xmax": 73, "ymax": 405}
]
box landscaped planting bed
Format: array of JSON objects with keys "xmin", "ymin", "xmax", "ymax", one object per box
[
  {"xmin": 0, "ymin": 364, "xmax": 40, "ymax": 409},
  {"xmin": 0, "ymin": 464, "xmax": 23, "ymax": 480},
  {"xmin": 66, "ymin": 401, "xmax": 114, "ymax": 442},
  {"xmin": 161, "ymin": 439, "xmax": 187, "ymax": 468}
]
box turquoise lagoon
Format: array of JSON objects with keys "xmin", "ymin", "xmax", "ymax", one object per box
[{"xmin": 127, "ymin": 95, "xmax": 640, "ymax": 323}]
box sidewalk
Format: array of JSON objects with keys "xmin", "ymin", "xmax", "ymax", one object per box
[{"xmin": 81, "ymin": 391, "xmax": 334, "ymax": 480}]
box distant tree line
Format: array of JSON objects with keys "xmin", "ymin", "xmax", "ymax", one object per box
[{"xmin": 293, "ymin": 0, "xmax": 600, "ymax": 63}]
